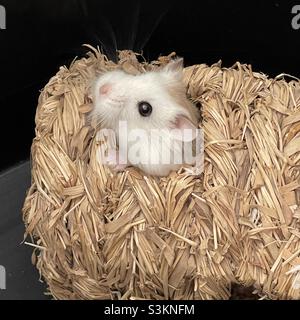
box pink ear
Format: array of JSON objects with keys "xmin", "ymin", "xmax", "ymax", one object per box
[
  {"xmin": 99, "ymin": 83, "xmax": 112, "ymax": 95},
  {"xmin": 170, "ymin": 116, "xmax": 198, "ymax": 142}
]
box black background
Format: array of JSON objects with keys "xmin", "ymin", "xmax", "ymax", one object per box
[{"xmin": 0, "ymin": 0, "xmax": 299, "ymax": 171}]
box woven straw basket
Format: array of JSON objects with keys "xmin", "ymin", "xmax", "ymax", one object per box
[{"xmin": 22, "ymin": 46, "xmax": 300, "ymax": 300}]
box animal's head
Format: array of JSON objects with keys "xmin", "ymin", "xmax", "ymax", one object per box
[{"xmin": 91, "ymin": 58, "xmax": 199, "ymax": 141}]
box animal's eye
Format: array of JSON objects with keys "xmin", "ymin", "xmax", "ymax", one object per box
[{"xmin": 138, "ymin": 101, "xmax": 152, "ymax": 117}]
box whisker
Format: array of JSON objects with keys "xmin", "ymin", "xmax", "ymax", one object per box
[
  {"xmin": 136, "ymin": 4, "xmax": 170, "ymax": 52},
  {"xmin": 100, "ymin": 16, "xmax": 118, "ymax": 61},
  {"xmin": 129, "ymin": 0, "xmax": 141, "ymax": 51},
  {"xmin": 75, "ymin": 0, "xmax": 117, "ymax": 62}
]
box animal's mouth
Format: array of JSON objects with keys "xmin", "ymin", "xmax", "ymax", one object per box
[
  {"xmin": 107, "ymin": 97, "xmax": 125, "ymax": 108},
  {"xmin": 111, "ymin": 98, "xmax": 124, "ymax": 104}
]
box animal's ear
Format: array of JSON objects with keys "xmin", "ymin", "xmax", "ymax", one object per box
[
  {"xmin": 164, "ymin": 58, "xmax": 184, "ymax": 72},
  {"xmin": 160, "ymin": 58, "xmax": 184, "ymax": 79},
  {"xmin": 169, "ymin": 115, "xmax": 198, "ymax": 142},
  {"xmin": 99, "ymin": 83, "xmax": 112, "ymax": 96}
]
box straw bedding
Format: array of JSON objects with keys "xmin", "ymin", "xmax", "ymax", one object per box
[{"xmin": 22, "ymin": 46, "xmax": 300, "ymax": 300}]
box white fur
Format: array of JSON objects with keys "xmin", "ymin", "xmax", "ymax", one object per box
[{"xmin": 91, "ymin": 66, "xmax": 198, "ymax": 176}]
